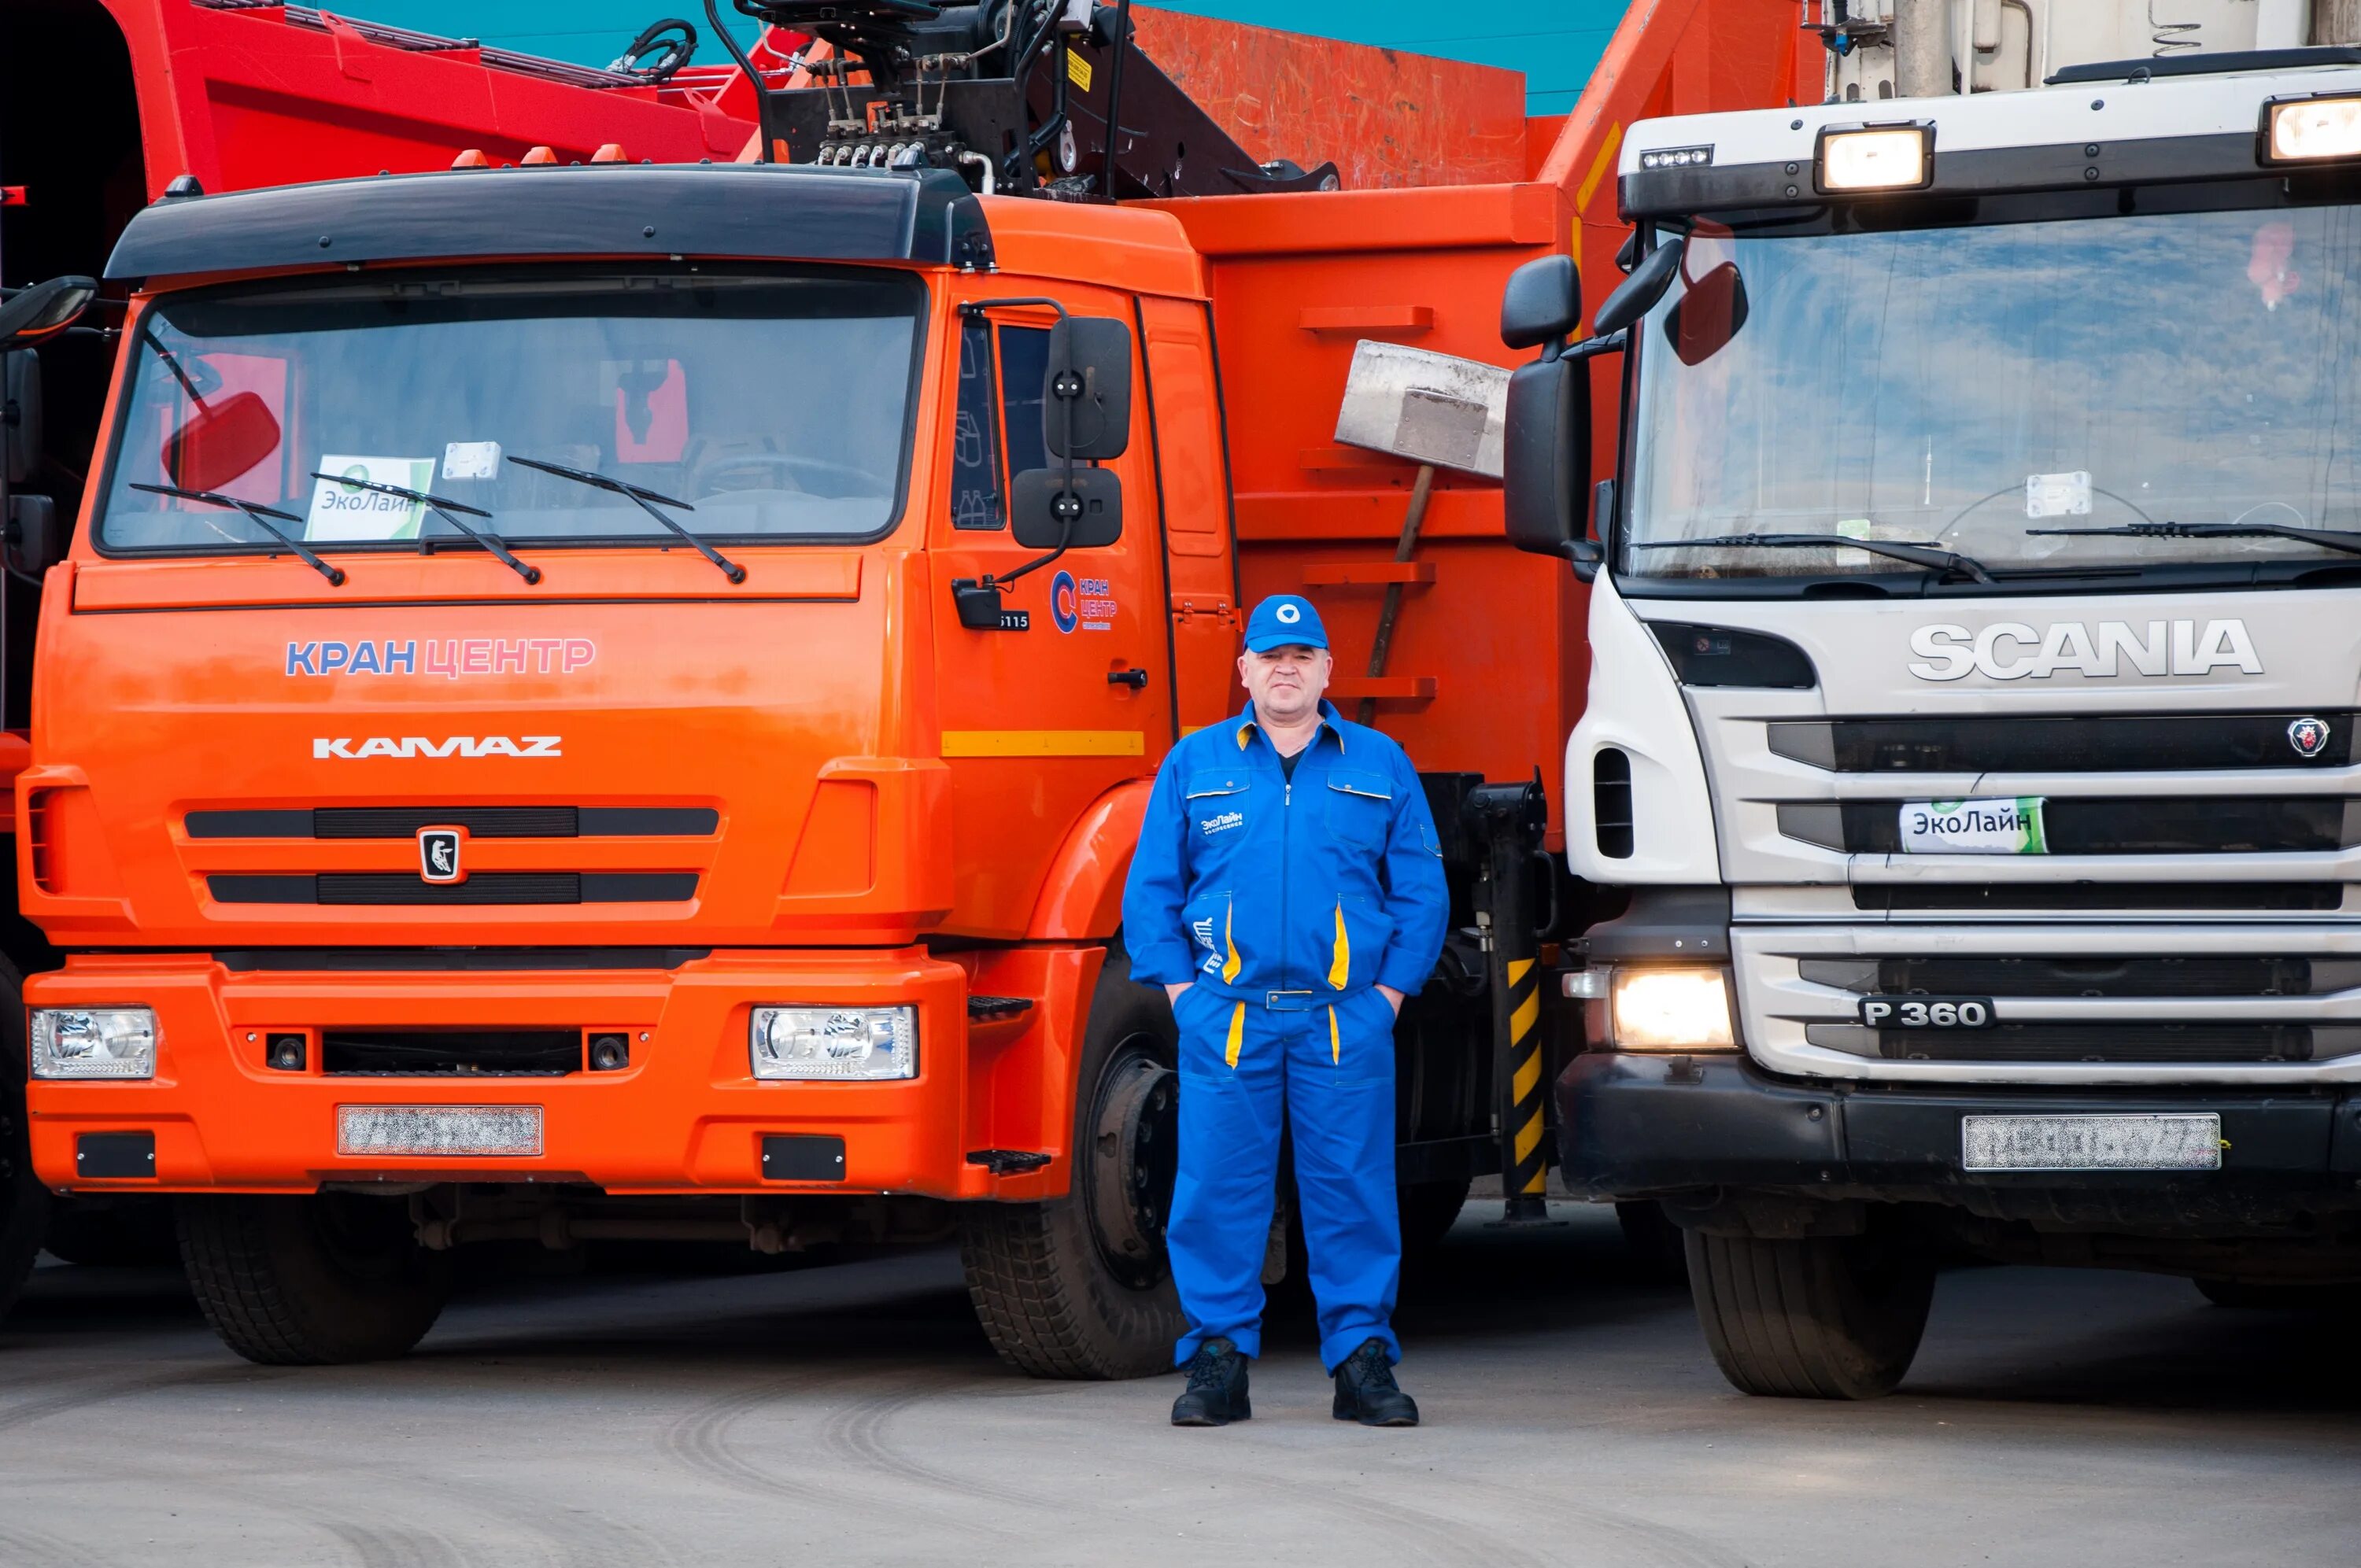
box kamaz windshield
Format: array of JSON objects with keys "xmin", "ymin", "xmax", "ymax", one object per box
[
  {"xmin": 98, "ymin": 266, "xmax": 923, "ymax": 556},
  {"xmin": 1621, "ymin": 203, "xmax": 2361, "ymax": 590}
]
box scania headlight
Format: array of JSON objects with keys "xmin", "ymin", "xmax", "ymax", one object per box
[
  {"xmin": 31, "ymin": 1007, "xmax": 159, "ymax": 1079},
  {"xmin": 750, "ymin": 1005, "xmax": 916, "ymax": 1081},
  {"xmin": 1609, "ymin": 968, "xmax": 1735, "ymax": 1051},
  {"xmin": 2265, "ymin": 94, "xmax": 2361, "ymax": 164}
]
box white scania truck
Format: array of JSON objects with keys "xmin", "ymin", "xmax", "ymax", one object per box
[{"xmin": 1498, "ymin": 0, "xmax": 2361, "ymax": 1397}]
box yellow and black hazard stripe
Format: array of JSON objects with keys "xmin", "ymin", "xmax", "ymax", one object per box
[{"xmin": 1503, "ymin": 955, "xmax": 1546, "ymax": 1200}]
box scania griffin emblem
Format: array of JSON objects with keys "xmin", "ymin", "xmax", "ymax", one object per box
[
  {"xmin": 2288, "ymin": 717, "xmax": 2332, "ymax": 758},
  {"xmin": 418, "ymin": 827, "xmax": 464, "ymax": 884}
]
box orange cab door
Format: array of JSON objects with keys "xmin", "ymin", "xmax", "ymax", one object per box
[
  {"xmin": 1137, "ymin": 295, "xmax": 1240, "ymax": 735},
  {"xmin": 931, "ymin": 288, "xmax": 1174, "ymax": 939}
]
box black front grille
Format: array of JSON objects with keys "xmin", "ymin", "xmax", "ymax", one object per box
[
  {"xmin": 1799, "ymin": 954, "xmax": 2361, "ymax": 998},
  {"xmin": 322, "ymin": 1029, "xmax": 582, "ymax": 1075},
  {"xmin": 1852, "ymin": 883, "xmax": 2343, "ymax": 912},
  {"xmin": 1806, "ymin": 1021, "xmax": 2350, "ymax": 1062},
  {"xmin": 1770, "ymin": 712, "xmax": 2357, "ymax": 773},
  {"xmin": 1782, "ymin": 799, "xmax": 2358, "ymax": 855},
  {"xmin": 187, "ymin": 806, "xmax": 718, "ymax": 839},
  {"xmin": 1593, "ymin": 749, "xmax": 1634, "ymax": 859},
  {"xmin": 209, "ymin": 873, "xmax": 698, "ymax": 905}
]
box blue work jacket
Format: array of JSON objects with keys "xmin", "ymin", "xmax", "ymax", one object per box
[{"xmin": 1124, "ymin": 700, "xmax": 1450, "ymax": 1005}]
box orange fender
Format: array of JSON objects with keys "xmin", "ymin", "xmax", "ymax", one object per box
[{"xmin": 1024, "ymin": 778, "xmax": 1152, "ymax": 942}]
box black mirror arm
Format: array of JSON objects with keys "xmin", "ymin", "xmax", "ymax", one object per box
[
  {"xmin": 983, "ymin": 358, "xmax": 1084, "ymax": 588},
  {"xmin": 1565, "ymin": 328, "xmax": 1628, "ymax": 362}
]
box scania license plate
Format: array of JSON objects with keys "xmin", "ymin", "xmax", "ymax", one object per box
[
  {"xmin": 337, "ymin": 1105, "xmax": 543, "ymax": 1157},
  {"xmin": 1961, "ymin": 1113, "xmax": 2222, "ymax": 1172},
  {"xmin": 1860, "ymin": 996, "xmax": 1995, "ymax": 1028}
]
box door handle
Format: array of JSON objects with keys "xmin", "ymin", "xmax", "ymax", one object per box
[{"xmin": 1107, "ymin": 668, "xmax": 1149, "ymax": 690}]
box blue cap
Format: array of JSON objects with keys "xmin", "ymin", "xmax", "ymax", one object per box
[{"xmin": 1243, "ymin": 594, "xmax": 1328, "ymax": 653}]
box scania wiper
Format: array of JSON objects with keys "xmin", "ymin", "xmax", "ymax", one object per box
[
  {"xmin": 128, "ymin": 481, "xmax": 345, "ymax": 585},
  {"xmin": 306, "ymin": 470, "xmax": 540, "ymax": 584},
  {"xmin": 2029, "ymin": 520, "xmax": 2361, "ymax": 559},
  {"xmin": 1636, "ymin": 532, "xmax": 1996, "ymax": 584},
  {"xmin": 506, "ymin": 454, "xmax": 745, "ymax": 584}
]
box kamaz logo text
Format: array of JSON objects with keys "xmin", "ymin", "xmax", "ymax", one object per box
[
  {"xmin": 1908, "ymin": 619, "xmax": 2262, "ymax": 682},
  {"xmin": 313, "ymin": 736, "xmax": 563, "ymax": 759}
]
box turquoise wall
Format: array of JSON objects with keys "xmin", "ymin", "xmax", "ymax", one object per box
[{"xmin": 355, "ymin": 2, "xmax": 1629, "ymax": 114}]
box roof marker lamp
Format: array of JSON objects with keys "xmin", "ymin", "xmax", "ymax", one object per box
[
  {"xmin": 31, "ymin": 1008, "xmax": 159, "ymax": 1079},
  {"xmin": 751, "ymin": 1005, "xmax": 916, "ymax": 1081},
  {"xmin": 1609, "ymin": 968, "xmax": 1736, "ymax": 1052},
  {"xmin": 1817, "ymin": 125, "xmax": 1932, "ymax": 193},
  {"xmin": 2266, "ymin": 95, "xmax": 2361, "ymax": 164}
]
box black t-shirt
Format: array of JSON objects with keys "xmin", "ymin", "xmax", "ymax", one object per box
[{"xmin": 1279, "ymin": 748, "xmax": 1303, "ymax": 782}]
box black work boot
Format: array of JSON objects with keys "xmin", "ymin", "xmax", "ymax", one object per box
[
  {"xmin": 1171, "ymin": 1337, "xmax": 1251, "ymax": 1426},
  {"xmin": 1332, "ymin": 1339, "xmax": 1419, "ymax": 1427}
]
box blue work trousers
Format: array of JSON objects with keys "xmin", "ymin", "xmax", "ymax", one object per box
[{"xmin": 1166, "ymin": 983, "xmax": 1402, "ymax": 1373}]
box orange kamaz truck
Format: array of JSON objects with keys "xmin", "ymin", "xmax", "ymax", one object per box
[{"xmin": 17, "ymin": 0, "xmax": 1805, "ymax": 1368}]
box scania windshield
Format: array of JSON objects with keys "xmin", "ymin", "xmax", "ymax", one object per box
[
  {"xmin": 1620, "ymin": 202, "xmax": 2361, "ymax": 592},
  {"xmin": 97, "ymin": 266, "xmax": 923, "ymax": 557}
]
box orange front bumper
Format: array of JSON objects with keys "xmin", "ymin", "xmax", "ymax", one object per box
[{"xmin": 22, "ymin": 946, "xmax": 1083, "ymax": 1201}]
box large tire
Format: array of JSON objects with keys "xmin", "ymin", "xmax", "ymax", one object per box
[
  {"xmin": 0, "ymin": 957, "xmax": 46, "ymax": 1321},
  {"xmin": 959, "ymin": 946, "xmax": 1185, "ymax": 1378},
  {"xmin": 1685, "ymin": 1228, "xmax": 1934, "ymax": 1400},
  {"xmin": 178, "ymin": 1193, "xmax": 450, "ymax": 1364}
]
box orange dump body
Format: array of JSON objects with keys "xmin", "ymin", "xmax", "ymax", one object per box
[{"xmin": 22, "ymin": 0, "xmax": 1812, "ymax": 1204}]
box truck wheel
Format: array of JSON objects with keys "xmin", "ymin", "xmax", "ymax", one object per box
[
  {"xmin": 1685, "ymin": 1229, "xmax": 1934, "ymax": 1400},
  {"xmin": 178, "ymin": 1193, "xmax": 450, "ymax": 1365},
  {"xmin": 959, "ymin": 946, "xmax": 1185, "ymax": 1379},
  {"xmin": 0, "ymin": 957, "xmax": 46, "ymax": 1322}
]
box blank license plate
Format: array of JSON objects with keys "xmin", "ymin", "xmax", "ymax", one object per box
[
  {"xmin": 337, "ymin": 1105, "xmax": 543, "ymax": 1157},
  {"xmin": 1961, "ymin": 1113, "xmax": 2220, "ymax": 1172}
]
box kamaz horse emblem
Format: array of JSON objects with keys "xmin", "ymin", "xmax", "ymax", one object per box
[{"xmin": 2289, "ymin": 718, "xmax": 2331, "ymax": 758}]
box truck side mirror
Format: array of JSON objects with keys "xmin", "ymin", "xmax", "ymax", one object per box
[
  {"xmin": 1502, "ymin": 356, "xmax": 1591, "ymax": 571},
  {"xmin": 1043, "ymin": 316, "xmax": 1131, "ymax": 461},
  {"xmin": 3, "ymin": 351, "xmax": 41, "ymax": 486},
  {"xmin": 1011, "ymin": 466, "xmax": 1123, "ymax": 549},
  {"xmin": 163, "ymin": 389, "xmax": 283, "ymax": 493},
  {"xmin": 1498, "ymin": 253, "xmax": 1598, "ymax": 576},
  {"xmin": 7, "ymin": 493, "xmax": 62, "ymax": 577},
  {"xmin": 0, "ymin": 275, "xmax": 98, "ymax": 350},
  {"xmin": 1501, "ymin": 253, "xmax": 1581, "ymax": 349},
  {"xmin": 1591, "ymin": 238, "xmax": 1683, "ymax": 338}
]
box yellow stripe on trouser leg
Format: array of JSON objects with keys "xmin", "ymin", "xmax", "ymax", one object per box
[
  {"xmin": 1328, "ymin": 1005, "xmax": 1340, "ymax": 1065},
  {"xmin": 1328, "ymin": 902, "xmax": 1350, "ymax": 991},
  {"xmin": 1222, "ymin": 904, "xmax": 1242, "ymax": 984},
  {"xmin": 1225, "ymin": 1002, "xmax": 1247, "ymax": 1068}
]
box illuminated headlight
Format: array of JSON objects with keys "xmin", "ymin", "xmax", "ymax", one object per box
[
  {"xmin": 1818, "ymin": 125, "xmax": 1931, "ymax": 193},
  {"xmin": 2266, "ymin": 94, "xmax": 2361, "ymax": 164},
  {"xmin": 1609, "ymin": 969, "xmax": 1735, "ymax": 1051},
  {"xmin": 31, "ymin": 1008, "xmax": 159, "ymax": 1079},
  {"xmin": 750, "ymin": 1005, "xmax": 916, "ymax": 1081}
]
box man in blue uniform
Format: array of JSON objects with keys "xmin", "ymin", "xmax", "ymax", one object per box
[{"xmin": 1124, "ymin": 593, "xmax": 1450, "ymax": 1427}]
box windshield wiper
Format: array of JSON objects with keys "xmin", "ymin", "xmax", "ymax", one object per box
[
  {"xmin": 505, "ymin": 454, "xmax": 745, "ymax": 584},
  {"xmin": 306, "ymin": 470, "xmax": 540, "ymax": 585},
  {"xmin": 1635, "ymin": 532, "xmax": 1996, "ymax": 584},
  {"xmin": 128, "ymin": 481, "xmax": 345, "ymax": 585},
  {"xmin": 2029, "ymin": 520, "xmax": 2361, "ymax": 560}
]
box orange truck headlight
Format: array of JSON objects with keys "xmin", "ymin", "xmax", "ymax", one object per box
[
  {"xmin": 751, "ymin": 1005, "xmax": 918, "ymax": 1081},
  {"xmin": 2265, "ymin": 94, "xmax": 2361, "ymax": 164},
  {"xmin": 31, "ymin": 1007, "xmax": 158, "ymax": 1079}
]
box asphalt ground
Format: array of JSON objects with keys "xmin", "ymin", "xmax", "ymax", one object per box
[{"xmin": 2, "ymin": 1202, "xmax": 2356, "ymax": 1567}]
